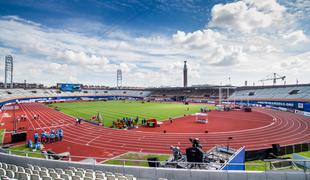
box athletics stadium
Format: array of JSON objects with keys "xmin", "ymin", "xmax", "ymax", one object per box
[{"xmin": 0, "ymin": 0, "xmax": 310, "ymax": 180}]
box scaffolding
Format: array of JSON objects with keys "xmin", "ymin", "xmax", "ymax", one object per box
[
  {"xmin": 4, "ymin": 55, "xmax": 13, "ymax": 88},
  {"xmin": 117, "ymin": 69, "xmax": 122, "ymax": 89}
]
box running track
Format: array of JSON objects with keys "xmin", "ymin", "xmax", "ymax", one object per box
[{"xmin": 1, "ymin": 103, "xmax": 310, "ymax": 161}]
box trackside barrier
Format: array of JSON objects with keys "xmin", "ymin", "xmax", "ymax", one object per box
[
  {"xmin": 246, "ymin": 142, "xmax": 310, "ymax": 161},
  {"xmin": 293, "ymin": 154, "xmax": 310, "ymax": 169},
  {"xmin": 295, "ymin": 109, "xmax": 310, "ymax": 117},
  {"xmin": 0, "ymin": 152, "xmax": 310, "ymax": 180}
]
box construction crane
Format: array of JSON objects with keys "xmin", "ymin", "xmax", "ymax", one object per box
[{"xmin": 259, "ymin": 73, "xmax": 286, "ymax": 86}]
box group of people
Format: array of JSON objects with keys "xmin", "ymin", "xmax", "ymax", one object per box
[
  {"xmin": 141, "ymin": 118, "xmax": 148, "ymax": 125},
  {"xmin": 112, "ymin": 116, "xmax": 146, "ymax": 129},
  {"xmin": 34, "ymin": 128, "xmax": 64, "ymax": 144},
  {"xmin": 18, "ymin": 114, "xmax": 41, "ymax": 122}
]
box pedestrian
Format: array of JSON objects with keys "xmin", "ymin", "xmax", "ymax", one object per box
[
  {"xmin": 76, "ymin": 118, "xmax": 79, "ymax": 125},
  {"xmin": 170, "ymin": 117, "xmax": 173, "ymax": 124},
  {"xmin": 135, "ymin": 116, "xmax": 139, "ymax": 124},
  {"xmin": 34, "ymin": 132, "xmax": 39, "ymax": 144},
  {"xmin": 55, "ymin": 131, "xmax": 59, "ymax": 141},
  {"xmin": 41, "ymin": 133, "xmax": 46, "ymax": 143},
  {"xmin": 40, "ymin": 132, "xmax": 45, "ymax": 143},
  {"xmin": 45, "ymin": 132, "xmax": 50, "ymax": 143},
  {"xmin": 50, "ymin": 133, "xmax": 55, "ymax": 143},
  {"xmin": 59, "ymin": 129, "xmax": 63, "ymax": 141}
]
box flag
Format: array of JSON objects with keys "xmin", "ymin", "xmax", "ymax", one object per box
[{"xmin": 97, "ymin": 112, "xmax": 102, "ymax": 122}]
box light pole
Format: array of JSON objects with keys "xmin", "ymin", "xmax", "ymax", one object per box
[{"xmin": 13, "ymin": 102, "xmax": 17, "ymax": 133}]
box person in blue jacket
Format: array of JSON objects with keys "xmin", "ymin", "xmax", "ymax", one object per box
[
  {"xmin": 34, "ymin": 132, "xmax": 39, "ymax": 144},
  {"xmin": 45, "ymin": 132, "xmax": 50, "ymax": 143},
  {"xmin": 39, "ymin": 132, "xmax": 43, "ymax": 143},
  {"xmin": 55, "ymin": 131, "xmax": 59, "ymax": 141},
  {"xmin": 59, "ymin": 129, "xmax": 63, "ymax": 141},
  {"xmin": 50, "ymin": 133, "xmax": 55, "ymax": 143}
]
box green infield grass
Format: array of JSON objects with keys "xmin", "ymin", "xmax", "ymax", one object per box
[
  {"xmin": 49, "ymin": 100, "xmax": 212, "ymax": 126},
  {"xmin": 103, "ymin": 152, "xmax": 171, "ymax": 166},
  {"xmin": 8, "ymin": 144, "xmax": 45, "ymax": 158}
]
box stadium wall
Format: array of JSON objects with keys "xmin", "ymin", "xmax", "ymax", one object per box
[{"xmin": 0, "ymin": 153, "xmax": 309, "ymax": 180}]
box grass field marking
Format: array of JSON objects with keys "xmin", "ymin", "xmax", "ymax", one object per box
[
  {"xmin": 86, "ymin": 134, "xmax": 103, "ymax": 145},
  {"xmin": 100, "ymin": 152, "xmax": 129, "ymax": 163}
]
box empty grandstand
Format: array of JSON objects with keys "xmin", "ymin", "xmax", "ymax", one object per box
[
  {"xmin": 227, "ymin": 84, "xmax": 310, "ymax": 112},
  {"xmin": 147, "ymin": 86, "xmax": 234, "ymax": 102}
]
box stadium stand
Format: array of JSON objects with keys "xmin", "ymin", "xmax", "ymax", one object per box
[
  {"xmin": 227, "ymin": 84, "xmax": 310, "ymax": 112},
  {"xmin": 0, "ymin": 161, "xmax": 137, "ymax": 180},
  {"xmin": 228, "ymin": 84, "xmax": 310, "ymax": 101},
  {"xmin": 0, "ymin": 89, "xmax": 151, "ymax": 101},
  {"xmin": 147, "ymin": 86, "xmax": 234, "ymax": 100}
]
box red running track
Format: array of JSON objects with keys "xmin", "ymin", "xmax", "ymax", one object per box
[
  {"xmin": 1, "ymin": 103, "xmax": 309, "ymax": 161},
  {"xmin": 132, "ymin": 110, "xmax": 272, "ymax": 133}
]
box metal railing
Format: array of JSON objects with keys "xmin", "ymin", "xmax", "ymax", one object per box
[{"xmin": 3, "ymin": 148, "xmax": 309, "ymax": 173}]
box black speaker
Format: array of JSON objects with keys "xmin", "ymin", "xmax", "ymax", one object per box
[
  {"xmin": 272, "ymin": 144, "xmax": 281, "ymax": 156},
  {"xmin": 186, "ymin": 147, "xmax": 204, "ymax": 162},
  {"xmin": 147, "ymin": 157, "xmax": 160, "ymax": 167},
  {"xmin": 11, "ymin": 132, "xmax": 27, "ymax": 143}
]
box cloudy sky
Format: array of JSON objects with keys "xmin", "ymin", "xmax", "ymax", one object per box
[{"xmin": 0, "ymin": 0, "xmax": 309, "ymax": 87}]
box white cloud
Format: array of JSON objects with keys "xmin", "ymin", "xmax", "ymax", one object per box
[
  {"xmin": 207, "ymin": 46, "xmax": 246, "ymax": 66},
  {"xmin": 172, "ymin": 29, "xmax": 223, "ymax": 49},
  {"xmin": 283, "ymin": 30, "xmax": 308, "ymax": 45},
  {"xmin": 209, "ymin": 0, "xmax": 289, "ymax": 33}
]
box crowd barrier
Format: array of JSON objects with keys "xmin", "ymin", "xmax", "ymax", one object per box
[
  {"xmin": 295, "ymin": 109, "xmax": 310, "ymax": 117},
  {"xmin": 246, "ymin": 143, "xmax": 310, "ymax": 161}
]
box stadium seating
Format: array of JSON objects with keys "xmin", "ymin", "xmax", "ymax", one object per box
[
  {"xmin": 0, "ymin": 161, "xmax": 137, "ymax": 180},
  {"xmin": 0, "ymin": 89, "xmax": 151, "ymax": 101},
  {"xmin": 147, "ymin": 86, "xmax": 233, "ymax": 100},
  {"xmin": 228, "ymin": 85, "xmax": 310, "ymax": 101}
]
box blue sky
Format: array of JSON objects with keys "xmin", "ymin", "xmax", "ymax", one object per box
[
  {"xmin": 0, "ymin": 0, "xmax": 309, "ymax": 87},
  {"xmin": 0, "ymin": 0, "xmax": 233, "ymax": 36}
]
